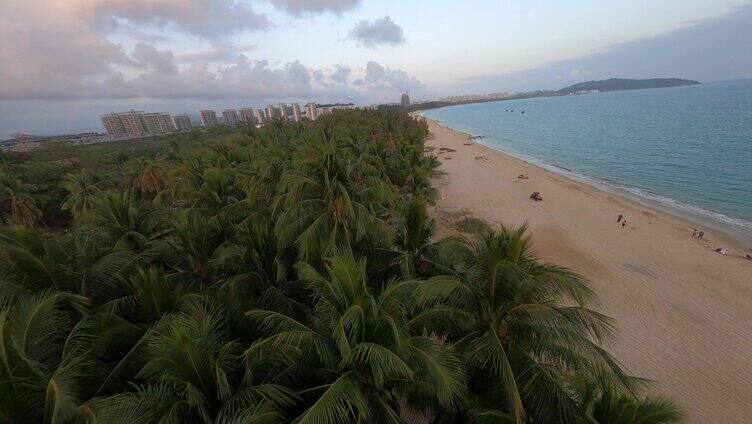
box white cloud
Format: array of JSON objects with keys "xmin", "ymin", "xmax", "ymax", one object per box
[
  {"xmin": 0, "ymin": 1, "xmax": 133, "ymax": 100},
  {"xmin": 271, "ymin": 0, "xmax": 363, "ymax": 16},
  {"xmin": 0, "ymin": 0, "xmax": 421, "ymax": 108},
  {"xmin": 349, "ymin": 16, "xmax": 405, "ymax": 48}
]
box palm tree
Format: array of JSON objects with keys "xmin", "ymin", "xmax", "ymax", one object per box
[
  {"xmin": 61, "ymin": 168, "xmax": 100, "ymax": 218},
  {"xmin": 575, "ymin": 377, "xmax": 684, "ymax": 424},
  {"xmin": 0, "ymin": 291, "xmax": 98, "ymax": 423},
  {"xmin": 0, "ymin": 171, "xmax": 43, "ymax": 226},
  {"xmin": 130, "ymin": 297, "xmax": 295, "ymax": 423},
  {"xmin": 390, "ymin": 196, "xmax": 464, "ymax": 279},
  {"xmin": 0, "ymin": 226, "xmax": 140, "ymax": 307},
  {"xmin": 83, "ymin": 190, "xmax": 161, "ymax": 251},
  {"xmin": 127, "ymin": 157, "xmax": 167, "ymax": 197},
  {"xmin": 246, "ymin": 254, "xmax": 466, "ymax": 423},
  {"xmin": 274, "ymin": 140, "xmax": 394, "ymax": 262},
  {"xmin": 416, "ymin": 224, "xmax": 630, "ymax": 423}
]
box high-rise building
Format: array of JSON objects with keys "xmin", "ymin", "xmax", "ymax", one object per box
[
  {"xmin": 239, "ymin": 107, "xmax": 255, "ymax": 124},
  {"xmin": 222, "ymin": 109, "xmax": 240, "ymax": 127},
  {"xmin": 120, "ymin": 110, "xmax": 148, "ymax": 136},
  {"xmin": 292, "ymin": 103, "xmax": 302, "ymax": 122},
  {"xmin": 143, "ymin": 112, "xmax": 175, "ymax": 134},
  {"xmin": 172, "ymin": 115, "xmax": 192, "ymax": 131},
  {"xmin": 101, "ymin": 113, "xmax": 127, "ymax": 138},
  {"xmin": 200, "ymin": 110, "xmax": 219, "ymax": 127},
  {"xmin": 102, "ymin": 110, "xmax": 175, "ymax": 138},
  {"xmin": 305, "ymin": 103, "xmax": 318, "ymax": 121},
  {"xmin": 279, "ymin": 103, "xmax": 288, "ymax": 121},
  {"xmin": 401, "ymin": 93, "xmax": 410, "ymax": 109},
  {"xmin": 145, "ymin": 113, "xmax": 162, "ymax": 134},
  {"xmin": 265, "ymin": 105, "xmax": 277, "ymax": 122},
  {"xmin": 159, "ymin": 113, "xmax": 176, "ymax": 133},
  {"xmin": 254, "ymin": 109, "xmax": 265, "ymax": 124}
]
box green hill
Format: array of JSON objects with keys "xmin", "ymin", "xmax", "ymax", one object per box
[{"xmin": 557, "ymin": 77, "xmax": 700, "ymax": 94}]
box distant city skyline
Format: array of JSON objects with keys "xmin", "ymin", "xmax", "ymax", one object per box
[{"xmin": 2, "ymin": 0, "xmax": 752, "ymax": 138}]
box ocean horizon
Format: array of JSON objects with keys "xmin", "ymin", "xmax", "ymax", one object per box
[{"xmin": 420, "ymin": 80, "xmax": 752, "ymax": 242}]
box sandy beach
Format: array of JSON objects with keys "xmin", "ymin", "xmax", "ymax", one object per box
[{"xmin": 422, "ymin": 117, "xmax": 752, "ymax": 423}]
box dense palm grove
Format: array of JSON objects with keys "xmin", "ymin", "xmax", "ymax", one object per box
[{"xmin": 0, "ymin": 110, "xmax": 682, "ymax": 423}]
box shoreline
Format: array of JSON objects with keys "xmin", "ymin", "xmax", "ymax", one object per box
[
  {"xmin": 419, "ymin": 115, "xmax": 752, "ymax": 423},
  {"xmin": 421, "ymin": 115, "xmax": 752, "ymax": 251}
]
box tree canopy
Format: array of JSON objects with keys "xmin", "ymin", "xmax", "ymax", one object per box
[{"xmin": 0, "ymin": 110, "xmax": 682, "ymax": 423}]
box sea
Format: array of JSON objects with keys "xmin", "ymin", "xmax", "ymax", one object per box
[{"xmin": 420, "ymin": 80, "xmax": 752, "ymax": 243}]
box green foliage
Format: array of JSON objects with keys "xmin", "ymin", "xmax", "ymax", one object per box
[{"xmin": 0, "ymin": 110, "xmax": 681, "ymax": 423}]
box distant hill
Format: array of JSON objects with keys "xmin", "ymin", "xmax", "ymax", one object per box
[{"xmin": 557, "ymin": 78, "xmax": 700, "ymax": 94}]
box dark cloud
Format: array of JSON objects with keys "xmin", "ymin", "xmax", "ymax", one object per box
[
  {"xmin": 349, "ymin": 16, "xmax": 405, "ymax": 48},
  {"xmin": 271, "ymin": 0, "xmax": 363, "ymax": 17}
]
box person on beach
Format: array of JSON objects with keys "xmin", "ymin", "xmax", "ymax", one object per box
[
  {"xmin": 692, "ymin": 228, "xmax": 698, "ymax": 237},
  {"xmin": 698, "ymin": 230, "xmax": 704, "ymax": 240},
  {"xmin": 617, "ymin": 214, "xmax": 623, "ymax": 223},
  {"xmin": 622, "ymin": 219, "xmax": 627, "ymax": 228}
]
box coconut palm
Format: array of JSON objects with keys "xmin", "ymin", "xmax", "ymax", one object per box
[
  {"xmin": 0, "ymin": 109, "xmax": 682, "ymax": 423},
  {"xmin": 61, "ymin": 168, "xmax": 100, "ymax": 218},
  {"xmin": 0, "ymin": 171, "xmax": 43, "ymax": 226},
  {"xmin": 578, "ymin": 379, "xmax": 685, "ymax": 424},
  {"xmin": 0, "ymin": 291, "xmax": 99, "ymax": 423},
  {"xmin": 132, "ymin": 297, "xmax": 295, "ymax": 423},
  {"xmin": 274, "ymin": 140, "xmax": 394, "ymax": 262},
  {"xmin": 83, "ymin": 190, "xmax": 161, "ymax": 251},
  {"xmin": 0, "ymin": 226, "xmax": 141, "ymax": 307},
  {"xmin": 127, "ymin": 157, "xmax": 167, "ymax": 197},
  {"xmin": 246, "ymin": 254, "xmax": 466, "ymax": 423},
  {"xmin": 416, "ymin": 224, "xmax": 630, "ymax": 423}
]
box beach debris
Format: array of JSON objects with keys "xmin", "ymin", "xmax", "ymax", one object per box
[
  {"xmin": 474, "ymin": 155, "xmax": 490, "ymax": 162},
  {"xmin": 443, "ymin": 157, "xmax": 452, "ymax": 160},
  {"xmin": 715, "ymin": 247, "xmax": 728, "ymax": 255},
  {"xmin": 530, "ymin": 192, "xmax": 543, "ymax": 201},
  {"xmin": 745, "ymin": 254, "xmax": 752, "ymax": 261},
  {"xmin": 517, "ymin": 174, "xmax": 529, "ymax": 180}
]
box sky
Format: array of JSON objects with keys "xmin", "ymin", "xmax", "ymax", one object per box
[{"xmin": 1, "ymin": 0, "xmax": 751, "ymax": 138}]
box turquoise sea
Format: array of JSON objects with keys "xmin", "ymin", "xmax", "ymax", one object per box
[{"xmin": 421, "ymin": 80, "xmax": 752, "ymax": 240}]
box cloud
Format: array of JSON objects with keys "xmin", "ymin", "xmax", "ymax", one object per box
[
  {"xmin": 0, "ymin": 0, "xmax": 133, "ymax": 100},
  {"xmin": 353, "ymin": 61, "xmax": 424, "ymax": 93},
  {"xmin": 454, "ymin": 3, "xmax": 752, "ymax": 93},
  {"xmin": 349, "ymin": 16, "xmax": 405, "ymax": 48},
  {"xmin": 330, "ymin": 65, "xmax": 352, "ymax": 83},
  {"xmin": 271, "ymin": 0, "xmax": 363, "ymax": 16},
  {"xmin": 177, "ymin": 42, "xmax": 256, "ymax": 63},
  {"xmin": 76, "ymin": 0, "xmax": 271, "ymax": 39}
]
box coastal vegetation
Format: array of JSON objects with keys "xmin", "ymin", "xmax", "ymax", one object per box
[
  {"xmin": 555, "ymin": 78, "xmax": 700, "ymax": 95},
  {"xmin": 0, "ymin": 110, "xmax": 682, "ymax": 423}
]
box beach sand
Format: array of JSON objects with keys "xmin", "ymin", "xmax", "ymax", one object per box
[{"xmin": 423, "ymin": 117, "xmax": 752, "ymax": 423}]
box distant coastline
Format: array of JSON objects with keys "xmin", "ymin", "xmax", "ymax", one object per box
[{"xmin": 410, "ymin": 77, "xmax": 700, "ymax": 112}]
